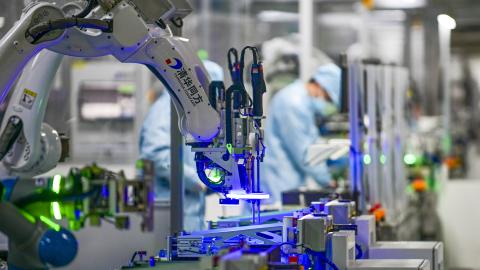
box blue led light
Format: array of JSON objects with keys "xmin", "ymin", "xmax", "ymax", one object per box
[
  {"xmin": 219, "ymin": 198, "xmax": 240, "ymax": 205},
  {"xmin": 74, "ymin": 209, "xmax": 82, "ymax": 220},
  {"xmin": 101, "ymin": 184, "xmax": 109, "ymax": 198}
]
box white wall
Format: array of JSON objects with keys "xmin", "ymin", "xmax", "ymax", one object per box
[{"xmin": 438, "ymin": 178, "xmax": 480, "ymax": 269}]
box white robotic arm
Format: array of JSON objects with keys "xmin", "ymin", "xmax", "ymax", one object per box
[
  {"xmin": 0, "ymin": 2, "xmax": 268, "ymax": 269},
  {"xmin": 45, "ymin": 1, "xmax": 221, "ymax": 142},
  {"xmin": 0, "ymin": 1, "xmax": 220, "ymax": 171},
  {"xmin": 0, "ymin": 0, "xmax": 267, "ymax": 198}
]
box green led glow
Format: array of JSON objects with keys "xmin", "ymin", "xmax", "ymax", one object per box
[
  {"xmin": 51, "ymin": 202, "xmax": 62, "ymax": 220},
  {"xmin": 380, "ymin": 155, "xmax": 386, "ymax": 164},
  {"xmin": 363, "ymin": 154, "xmax": 372, "ymax": 165},
  {"xmin": 117, "ymin": 84, "xmax": 135, "ymax": 94},
  {"xmin": 19, "ymin": 209, "xmax": 36, "ymax": 224},
  {"xmin": 52, "ymin": 174, "xmax": 61, "ymax": 194},
  {"xmin": 226, "ymin": 144, "xmax": 233, "ymax": 155},
  {"xmin": 205, "ymin": 167, "xmax": 224, "ymax": 184},
  {"xmin": 404, "ymin": 154, "xmax": 417, "ymax": 165},
  {"xmin": 442, "ymin": 135, "xmax": 452, "ymax": 155},
  {"xmin": 197, "ymin": 49, "xmax": 209, "ymax": 61},
  {"xmin": 406, "ymin": 185, "xmax": 415, "ymax": 195},
  {"xmin": 40, "ymin": 216, "xmax": 61, "ymax": 232}
]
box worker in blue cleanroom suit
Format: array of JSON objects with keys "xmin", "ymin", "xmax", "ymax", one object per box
[
  {"xmin": 262, "ymin": 63, "xmax": 341, "ymax": 205},
  {"xmin": 139, "ymin": 60, "xmax": 224, "ymax": 231}
]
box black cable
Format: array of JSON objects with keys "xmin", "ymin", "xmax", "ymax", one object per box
[
  {"xmin": 27, "ymin": 18, "xmax": 112, "ymax": 43},
  {"xmin": 240, "ymin": 46, "xmax": 259, "ymax": 80},
  {"xmin": 355, "ymin": 243, "xmax": 363, "ymax": 259},
  {"xmin": 243, "ymin": 46, "xmax": 266, "ymax": 122},
  {"xmin": 239, "ymin": 46, "xmax": 260, "ymax": 106},
  {"xmin": 129, "ymin": 251, "xmax": 147, "ymax": 266},
  {"xmin": 240, "ymin": 46, "xmax": 259, "ymax": 67},
  {"xmin": 129, "ymin": 251, "xmax": 139, "ymax": 265},
  {"xmin": 75, "ymin": 0, "xmax": 98, "ymax": 18},
  {"xmin": 228, "ymin": 48, "xmax": 240, "ymax": 84},
  {"xmin": 227, "ymin": 47, "xmax": 252, "ymax": 108},
  {"xmin": 305, "ymin": 248, "xmax": 340, "ymax": 270}
]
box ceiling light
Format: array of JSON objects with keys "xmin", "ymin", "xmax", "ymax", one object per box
[
  {"xmin": 375, "ymin": 0, "xmax": 426, "ymax": 9},
  {"xmin": 437, "ymin": 14, "xmax": 456, "ymax": 30}
]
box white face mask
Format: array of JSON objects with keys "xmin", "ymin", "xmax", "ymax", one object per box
[{"xmin": 311, "ymin": 98, "xmax": 337, "ymax": 117}]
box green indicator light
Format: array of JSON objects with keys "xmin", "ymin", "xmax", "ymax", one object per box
[
  {"xmin": 380, "ymin": 155, "xmax": 386, "ymax": 164},
  {"xmin": 363, "ymin": 142, "xmax": 369, "ymax": 151},
  {"xmin": 226, "ymin": 144, "xmax": 233, "ymax": 155},
  {"xmin": 118, "ymin": 84, "xmax": 135, "ymax": 94},
  {"xmin": 52, "ymin": 174, "xmax": 61, "ymax": 194},
  {"xmin": 197, "ymin": 49, "xmax": 209, "ymax": 61},
  {"xmin": 404, "ymin": 154, "xmax": 417, "ymax": 165},
  {"xmin": 406, "ymin": 185, "xmax": 415, "ymax": 195},
  {"xmin": 442, "ymin": 135, "xmax": 452, "ymax": 155},
  {"xmin": 363, "ymin": 154, "xmax": 372, "ymax": 165},
  {"xmin": 19, "ymin": 209, "xmax": 36, "ymax": 224},
  {"xmin": 40, "ymin": 216, "xmax": 61, "ymax": 232},
  {"xmin": 205, "ymin": 167, "xmax": 224, "ymax": 184},
  {"xmin": 69, "ymin": 220, "xmax": 81, "ymax": 231},
  {"xmin": 51, "ymin": 202, "xmax": 62, "ymax": 220}
]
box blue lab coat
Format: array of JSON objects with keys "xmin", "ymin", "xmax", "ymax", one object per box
[{"xmin": 262, "ymin": 80, "xmax": 332, "ymax": 205}]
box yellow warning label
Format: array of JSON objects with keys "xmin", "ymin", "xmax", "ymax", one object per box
[
  {"xmin": 72, "ymin": 60, "xmax": 87, "ymax": 70},
  {"xmin": 19, "ymin": 88, "xmax": 38, "ymax": 109},
  {"xmin": 23, "ymin": 89, "xmax": 37, "ymax": 98}
]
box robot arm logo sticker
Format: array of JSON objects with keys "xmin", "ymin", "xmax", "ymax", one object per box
[{"xmin": 165, "ymin": 58, "xmax": 183, "ymax": 70}]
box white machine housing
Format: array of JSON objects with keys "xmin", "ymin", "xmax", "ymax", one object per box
[
  {"xmin": 325, "ymin": 199, "xmax": 356, "ymax": 225},
  {"xmin": 369, "ymin": 242, "xmax": 443, "ymax": 270},
  {"xmin": 297, "ymin": 214, "xmax": 332, "ymax": 252},
  {"xmin": 330, "ymin": 230, "xmax": 431, "ymax": 270},
  {"xmin": 355, "ymin": 215, "xmax": 444, "ymax": 270}
]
